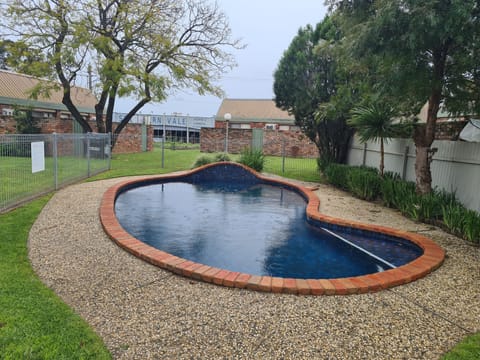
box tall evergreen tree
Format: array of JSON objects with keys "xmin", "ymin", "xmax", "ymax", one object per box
[
  {"xmin": 274, "ymin": 17, "xmax": 354, "ymax": 165},
  {"xmin": 330, "ymin": 0, "xmax": 480, "ymax": 193}
]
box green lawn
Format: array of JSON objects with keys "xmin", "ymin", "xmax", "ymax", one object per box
[
  {"xmin": 91, "ymin": 146, "xmax": 322, "ymax": 183},
  {"xmin": 1, "ymin": 155, "xmax": 108, "ymax": 211},
  {"xmin": 264, "ymin": 155, "xmax": 321, "ymax": 182},
  {"xmin": 0, "ymin": 196, "xmax": 111, "ymax": 359},
  {"xmin": 1, "ymin": 146, "xmax": 477, "ymax": 358},
  {"xmin": 442, "ymin": 333, "xmax": 480, "ymax": 360}
]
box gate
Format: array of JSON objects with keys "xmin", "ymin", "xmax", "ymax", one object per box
[{"xmin": 252, "ymin": 128, "xmax": 263, "ymax": 151}]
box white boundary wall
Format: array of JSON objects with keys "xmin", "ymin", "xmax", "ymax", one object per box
[{"xmin": 347, "ymin": 136, "xmax": 480, "ymax": 212}]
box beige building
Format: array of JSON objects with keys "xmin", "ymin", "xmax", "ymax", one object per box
[
  {"xmin": 214, "ymin": 99, "xmax": 297, "ymax": 130},
  {"xmin": 201, "ymin": 98, "xmax": 317, "ymax": 157},
  {"xmin": 0, "ymin": 69, "xmax": 96, "ymax": 133}
]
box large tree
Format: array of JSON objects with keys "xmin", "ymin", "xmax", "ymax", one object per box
[
  {"xmin": 2, "ymin": 0, "xmax": 241, "ymax": 147},
  {"xmin": 274, "ymin": 16, "xmax": 354, "ymax": 165},
  {"xmin": 329, "ymin": 0, "xmax": 480, "ymax": 194}
]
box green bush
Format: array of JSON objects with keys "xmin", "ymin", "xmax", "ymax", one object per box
[
  {"xmin": 442, "ymin": 203, "xmax": 480, "ymax": 244},
  {"xmin": 385, "ymin": 180, "xmax": 416, "ymax": 215},
  {"xmin": 324, "ymin": 163, "xmax": 350, "ymax": 190},
  {"xmin": 347, "ymin": 167, "xmax": 381, "ymax": 201},
  {"xmin": 380, "ymin": 176, "xmax": 397, "ymax": 208},
  {"xmin": 192, "ymin": 155, "xmax": 213, "ymax": 168},
  {"xmin": 383, "ymin": 171, "xmax": 401, "ymax": 181},
  {"xmin": 462, "ymin": 209, "xmax": 480, "ymax": 244},
  {"xmin": 214, "ymin": 153, "xmax": 231, "ymax": 162},
  {"xmin": 317, "ymin": 157, "xmax": 331, "ymax": 172},
  {"xmin": 442, "ymin": 203, "xmax": 467, "ymax": 236},
  {"xmin": 320, "ymin": 161, "xmax": 480, "ymax": 244},
  {"xmin": 407, "ymin": 192, "xmax": 445, "ymax": 222},
  {"xmin": 238, "ymin": 148, "xmax": 264, "ymax": 172}
]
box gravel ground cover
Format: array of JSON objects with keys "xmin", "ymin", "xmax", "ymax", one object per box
[{"xmin": 28, "ymin": 177, "xmax": 480, "ymax": 359}]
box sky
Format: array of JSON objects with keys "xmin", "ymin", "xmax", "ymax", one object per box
[{"xmin": 117, "ymin": 1, "xmax": 328, "ymax": 117}]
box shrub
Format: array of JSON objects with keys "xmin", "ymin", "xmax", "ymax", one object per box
[
  {"xmin": 324, "ymin": 163, "xmax": 350, "ymax": 190},
  {"xmin": 462, "ymin": 210, "xmax": 480, "ymax": 244},
  {"xmin": 442, "ymin": 203, "xmax": 466, "ymax": 236},
  {"xmin": 380, "ymin": 176, "xmax": 397, "ymax": 208},
  {"xmin": 317, "ymin": 157, "xmax": 331, "ymax": 172},
  {"xmin": 238, "ymin": 148, "xmax": 264, "ymax": 172},
  {"xmin": 407, "ymin": 192, "xmax": 444, "ymax": 222},
  {"xmin": 214, "ymin": 153, "xmax": 231, "ymax": 162},
  {"xmin": 192, "ymin": 155, "xmax": 213, "ymax": 168},
  {"xmin": 385, "ymin": 180, "xmax": 416, "ymax": 215},
  {"xmin": 347, "ymin": 167, "xmax": 381, "ymax": 201}
]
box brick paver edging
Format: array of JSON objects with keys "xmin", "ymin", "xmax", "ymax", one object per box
[{"xmin": 99, "ymin": 162, "xmax": 445, "ymax": 295}]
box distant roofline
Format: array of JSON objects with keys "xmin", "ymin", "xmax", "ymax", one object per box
[
  {"xmin": 221, "ymin": 98, "xmax": 275, "ymax": 101},
  {"xmin": 0, "ymin": 69, "xmax": 92, "ymax": 93},
  {"xmin": 214, "ymin": 116, "xmax": 295, "ymax": 125},
  {"xmin": 0, "ymin": 96, "xmax": 95, "ymax": 114}
]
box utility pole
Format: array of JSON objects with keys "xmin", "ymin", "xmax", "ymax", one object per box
[{"xmin": 87, "ymin": 64, "xmax": 93, "ymax": 91}]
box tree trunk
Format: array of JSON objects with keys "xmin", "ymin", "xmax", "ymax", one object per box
[
  {"xmin": 379, "ymin": 138, "xmax": 384, "ymax": 177},
  {"xmin": 413, "ymin": 92, "xmax": 440, "ymax": 194},
  {"xmin": 414, "ymin": 144, "xmax": 432, "ymax": 194}
]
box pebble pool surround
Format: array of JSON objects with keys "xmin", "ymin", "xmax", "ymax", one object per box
[{"xmin": 100, "ymin": 162, "xmax": 445, "ymax": 295}]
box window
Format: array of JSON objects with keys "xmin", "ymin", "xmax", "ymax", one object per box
[{"xmin": 2, "ymin": 108, "xmax": 14, "ymax": 116}]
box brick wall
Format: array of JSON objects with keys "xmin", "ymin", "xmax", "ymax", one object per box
[
  {"xmin": 432, "ymin": 120, "xmax": 468, "ymax": 140},
  {"xmin": 111, "ymin": 123, "xmax": 154, "ymax": 153},
  {"xmin": 200, "ymin": 128, "xmax": 318, "ymax": 158},
  {"xmin": 201, "ymin": 128, "xmax": 253, "ymax": 154},
  {"xmin": 0, "ymin": 109, "xmax": 153, "ymax": 154},
  {"xmin": 264, "ymin": 130, "xmax": 317, "ymax": 157}
]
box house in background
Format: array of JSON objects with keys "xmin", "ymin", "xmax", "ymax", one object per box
[
  {"xmin": 0, "ymin": 69, "xmax": 152, "ymax": 153},
  {"xmin": 201, "ymin": 98, "xmax": 318, "ymax": 157},
  {"xmin": 0, "ymin": 69, "xmax": 96, "ymax": 134},
  {"xmin": 214, "ymin": 98, "xmax": 297, "ymax": 130}
]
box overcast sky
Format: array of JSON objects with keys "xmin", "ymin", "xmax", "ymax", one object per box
[{"xmin": 118, "ymin": 1, "xmax": 328, "ymax": 117}]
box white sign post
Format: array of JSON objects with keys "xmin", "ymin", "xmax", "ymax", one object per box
[{"xmin": 31, "ymin": 141, "xmax": 45, "ymax": 173}]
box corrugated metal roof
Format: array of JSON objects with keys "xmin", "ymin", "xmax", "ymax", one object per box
[
  {"xmin": 0, "ymin": 70, "xmax": 96, "ymax": 112},
  {"xmin": 215, "ymin": 99, "xmax": 295, "ymax": 124}
]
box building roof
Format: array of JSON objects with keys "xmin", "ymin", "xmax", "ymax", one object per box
[
  {"xmin": 0, "ymin": 69, "xmax": 96, "ymax": 113},
  {"xmin": 215, "ymin": 99, "xmax": 295, "ymax": 125}
]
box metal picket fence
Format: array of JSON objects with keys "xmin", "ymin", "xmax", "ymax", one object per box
[
  {"xmin": 198, "ymin": 135, "xmax": 320, "ymax": 182},
  {"xmin": 1, "ymin": 133, "xmax": 111, "ymax": 213}
]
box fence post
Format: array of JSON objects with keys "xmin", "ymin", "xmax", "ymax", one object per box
[
  {"xmin": 402, "ymin": 145, "xmax": 409, "ymax": 180},
  {"xmin": 87, "ymin": 132, "xmax": 91, "ymax": 177},
  {"xmin": 362, "ymin": 142, "xmax": 367, "ymax": 166},
  {"xmin": 53, "ymin": 132, "xmax": 58, "ymax": 190},
  {"xmin": 282, "ymin": 138, "xmax": 286, "ymax": 174},
  {"xmin": 107, "ymin": 132, "xmax": 112, "ymax": 170},
  {"xmin": 161, "ymin": 131, "xmax": 165, "ymax": 168}
]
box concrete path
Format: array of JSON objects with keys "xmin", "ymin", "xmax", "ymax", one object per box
[{"xmin": 28, "ymin": 177, "xmax": 480, "ymax": 359}]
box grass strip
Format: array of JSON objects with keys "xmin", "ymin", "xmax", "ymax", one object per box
[
  {"xmin": 442, "ymin": 333, "xmax": 480, "ymax": 360},
  {"xmin": 0, "ymin": 196, "xmax": 111, "ymax": 359}
]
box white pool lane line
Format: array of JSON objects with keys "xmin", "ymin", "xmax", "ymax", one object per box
[{"xmin": 321, "ymin": 227, "xmax": 398, "ymax": 270}]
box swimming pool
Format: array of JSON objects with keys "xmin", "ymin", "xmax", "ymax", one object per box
[{"xmin": 101, "ymin": 162, "xmax": 445, "ymax": 295}]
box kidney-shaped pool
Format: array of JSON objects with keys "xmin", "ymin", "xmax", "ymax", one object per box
[{"xmin": 101, "ymin": 162, "xmax": 445, "ymax": 295}]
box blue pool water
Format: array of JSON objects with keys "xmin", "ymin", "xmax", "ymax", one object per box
[{"xmin": 115, "ymin": 181, "xmax": 422, "ymax": 279}]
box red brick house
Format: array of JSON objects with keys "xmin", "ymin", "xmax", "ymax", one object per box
[
  {"xmin": 201, "ymin": 99, "xmax": 318, "ymax": 157},
  {"xmin": 0, "ymin": 70, "xmax": 152, "ymax": 153}
]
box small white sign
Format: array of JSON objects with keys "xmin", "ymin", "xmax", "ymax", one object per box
[{"xmin": 31, "ymin": 141, "xmax": 45, "ymax": 173}]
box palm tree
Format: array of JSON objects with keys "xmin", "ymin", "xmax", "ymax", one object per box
[{"xmin": 348, "ymin": 104, "xmax": 411, "ymax": 177}]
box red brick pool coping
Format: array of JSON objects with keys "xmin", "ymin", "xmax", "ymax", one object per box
[{"xmin": 99, "ymin": 162, "xmax": 445, "ymax": 295}]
